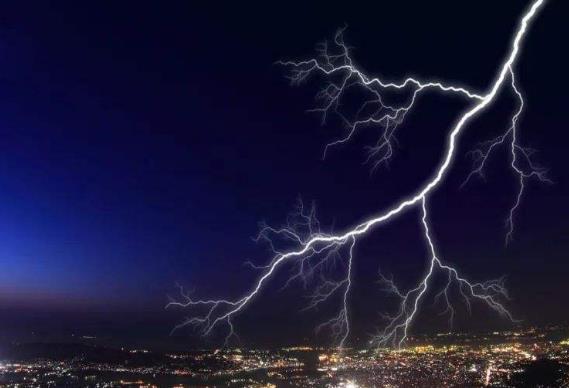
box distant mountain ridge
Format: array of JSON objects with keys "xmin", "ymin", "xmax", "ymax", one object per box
[{"xmin": 0, "ymin": 342, "xmax": 168, "ymax": 366}]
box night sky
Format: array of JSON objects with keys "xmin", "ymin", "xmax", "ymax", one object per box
[{"xmin": 0, "ymin": 1, "xmax": 567, "ymax": 349}]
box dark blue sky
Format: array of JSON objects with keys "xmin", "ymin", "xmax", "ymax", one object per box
[{"xmin": 0, "ymin": 1, "xmax": 567, "ymax": 347}]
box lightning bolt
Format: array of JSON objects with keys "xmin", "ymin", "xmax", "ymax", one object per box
[
  {"xmin": 168, "ymin": 0, "xmax": 547, "ymax": 348},
  {"xmin": 462, "ymin": 66, "xmax": 551, "ymax": 244}
]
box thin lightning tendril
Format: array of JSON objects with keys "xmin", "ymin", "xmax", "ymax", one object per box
[
  {"xmin": 462, "ymin": 66, "xmax": 551, "ymax": 244},
  {"xmin": 167, "ymin": 0, "xmax": 547, "ymax": 348}
]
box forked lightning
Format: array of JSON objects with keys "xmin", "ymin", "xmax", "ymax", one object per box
[{"xmin": 168, "ymin": 0, "xmax": 548, "ymax": 348}]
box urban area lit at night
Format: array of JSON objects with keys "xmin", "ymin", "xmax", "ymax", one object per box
[{"xmin": 1, "ymin": 327, "xmax": 569, "ymax": 386}]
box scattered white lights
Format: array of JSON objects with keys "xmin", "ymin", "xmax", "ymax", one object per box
[{"xmin": 168, "ymin": 0, "xmax": 547, "ymax": 348}]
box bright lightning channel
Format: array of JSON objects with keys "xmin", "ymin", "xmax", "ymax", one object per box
[{"xmin": 167, "ymin": 0, "xmax": 547, "ymax": 348}]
